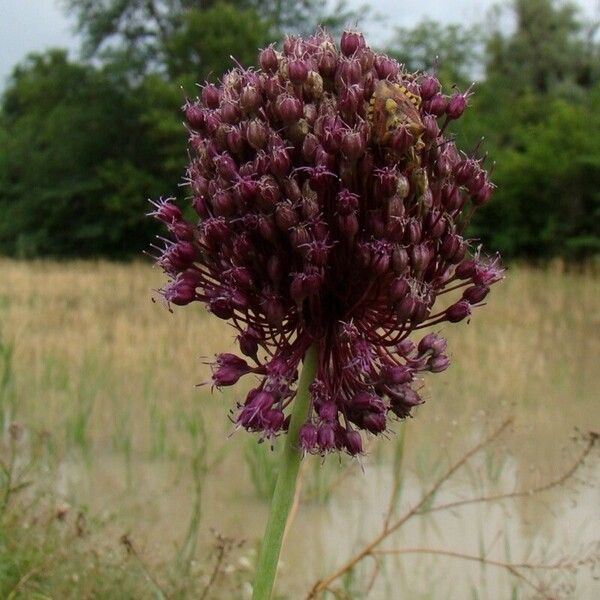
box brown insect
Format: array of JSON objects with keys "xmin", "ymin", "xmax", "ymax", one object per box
[
  {"xmin": 367, "ymin": 80, "xmax": 425, "ymax": 151},
  {"xmin": 368, "ymin": 80, "xmax": 429, "ymax": 197}
]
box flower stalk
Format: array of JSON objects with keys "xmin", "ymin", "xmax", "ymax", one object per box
[{"xmin": 252, "ymin": 344, "xmax": 318, "ymax": 600}]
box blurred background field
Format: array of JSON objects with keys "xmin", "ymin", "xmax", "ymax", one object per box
[
  {"xmin": 1, "ymin": 0, "xmax": 600, "ymax": 598},
  {"xmin": 0, "ymin": 259, "xmax": 598, "ymax": 598}
]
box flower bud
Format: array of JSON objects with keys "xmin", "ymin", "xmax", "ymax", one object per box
[
  {"xmin": 463, "ymin": 284, "xmax": 490, "ymax": 304},
  {"xmin": 420, "ymin": 76, "xmax": 440, "ymax": 100},
  {"xmin": 201, "ymin": 84, "xmax": 221, "ymax": 108},
  {"xmin": 299, "ymin": 423, "xmax": 318, "ymax": 451},
  {"xmin": 429, "ymin": 355, "xmax": 450, "ymax": 372},
  {"xmin": 340, "ymin": 30, "xmax": 366, "ymax": 56},
  {"xmin": 259, "ymin": 46, "xmax": 279, "ymax": 73},
  {"xmin": 427, "ymin": 94, "xmax": 447, "ymax": 116},
  {"xmin": 240, "ymin": 85, "xmax": 261, "ymax": 114},
  {"xmin": 446, "ymin": 93, "xmax": 468, "ymax": 120},
  {"xmin": 277, "ymin": 94, "xmax": 303, "ymax": 122},
  {"xmin": 446, "ymin": 299, "xmax": 471, "ymax": 323},
  {"xmin": 288, "ymin": 59, "xmax": 309, "ymax": 84},
  {"xmin": 418, "ymin": 333, "xmax": 447, "ymax": 356},
  {"xmin": 344, "ymin": 430, "xmax": 363, "ymax": 455},
  {"xmin": 392, "ymin": 246, "xmax": 409, "ymax": 274},
  {"xmin": 213, "ymin": 353, "xmax": 251, "ymax": 387},
  {"xmin": 318, "ymin": 424, "xmax": 336, "ymax": 451},
  {"xmin": 374, "ymin": 54, "xmax": 399, "ymax": 79}
]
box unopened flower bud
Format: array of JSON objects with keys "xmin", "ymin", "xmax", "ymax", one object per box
[
  {"xmin": 259, "ymin": 46, "xmax": 279, "ymax": 73},
  {"xmin": 288, "ymin": 59, "xmax": 309, "ymax": 84},
  {"xmin": 446, "ymin": 299, "xmax": 471, "ymax": 322},
  {"xmin": 340, "ymin": 30, "xmax": 366, "ymax": 56},
  {"xmin": 446, "ymin": 93, "xmax": 468, "ymax": 120},
  {"xmin": 420, "ymin": 76, "xmax": 440, "ymax": 100},
  {"xmin": 277, "ymin": 94, "xmax": 303, "ymax": 122}
]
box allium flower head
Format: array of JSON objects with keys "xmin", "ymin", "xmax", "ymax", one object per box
[{"xmin": 151, "ymin": 30, "xmax": 503, "ymax": 455}]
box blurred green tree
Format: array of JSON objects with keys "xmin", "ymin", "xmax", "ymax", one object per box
[
  {"xmin": 0, "ymin": 50, "xmax": 168, "ymax": 257},
  {"xmin": 385, "ymin": 19, "xmax": 481, "ymax": 87}
]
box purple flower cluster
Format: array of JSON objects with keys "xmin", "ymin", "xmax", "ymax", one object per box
[{"xmin": 151, "ymin": 29, "xmax": 503, "ymax": 455}]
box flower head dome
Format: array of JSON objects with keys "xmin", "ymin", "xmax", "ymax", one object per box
[{"xmin": 151, "ymin": 29, "xmax": 503, "ymax": 455}]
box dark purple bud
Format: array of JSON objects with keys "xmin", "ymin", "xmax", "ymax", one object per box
[
  {"xmin": 389, "ymin": 277, "xmax": 410, "ymax": 303},
  {"xmin": 185, "ymin": 103, "xmax": 206, "ymax": 130},
  {"xmin": 446, "ymin": 93, "xmax": 468, "ymax": 120},
  {"xmin": 363, "ymin": 412, "xmax": 386, "ymax": 434},
  {"xmin": 270, "ymin": 145, "xmax": 291, "ymax": 176},
  {"xmin": 403, "ymin": 219, "xmax": 422, "ymax": 245},
  {"xmin": 344, "ymin": 430, "xmax": 363, "ymax": 455},
  {"xmin": 463, "ymin": 285, "xmax": 490, "ymax": 304},
  {"xmin": 382, "ymin": 365, "xmax": 413, "ymax": 385},
  {"xmin": 201, "ymin": 84, "xmax": 221, "ymax": 108},
  {"xmin": 454, "ymin": 159, "xmax": 479, "ymax": 186},
  {"xmin": 396, "ymin": 294, "xmax": 416, "ymax": 321},
  {"xmin": 418, "ymin": 333, "xmax": 447, "ymax": 356},
  {"xmin": 446, "ymin": 299, "xmax": 471, "ymax": 323},
  {"xmin": 212, "ymin": 190, "xmax": 235, "ymax": 217},
  {"xmin": 375, "ymin": 167, "xmax": 399, "ymax": 198},
  {"xmin": 337, "ymin": 58, "xmax": 362, "ymax": 85},
  {"xmin": 410, "ymin": 243, "xmax": 431, "ymax": 273},
  {"xmin": 341, "ymin": 30, "xmax": 366, "ymax": 56},
  {"xmin": 163, "ymin": 280, "xmax": 196, "ymax": 306},
  {"xmin": 256, "ymin": 175, "xmax": 280, "ymax": 211},
  {"xmin": 423, "ymin": 114, "xmax": 440, "ymax": 141},
  {"xmin": 391, "ymin": 387, "xmax": 423, "ymax": 418},
  {"xmin": 318, "ymin": 424, "xmax": 336, "ymax": 451},
  {"xmin": 427, "ymin": 94, "xmax": 447, "ymax": 116},
  {"xmin": 209, "ymin": 295, "xmax": 234, "ymax": 320},
  {"xmin": 264, "ymin": 409, "xmax": 285, "ymax": 432},
  {"xmin": 473, "ymin": 180, "xmax": 494, "ymax": 206},
  {"xmin": 214, "ymin": 153, "xmax": 238, "ymax": 181},
  {"xmin": 275, "ymin": 202, "xmax": 299, "ymax": 231},
  {"xmin": 391, "ymin": 127, "xmax": 414, "ymax": 155},
  {"xmin": 299, "ymin": 423, "xmax": 318, "ymax": 451},
  {"xmin": 341, "ymin": 129, "xmax": 365, "ymax": 160},
  {"xmin": 258, "ymin": 215, "xmax": 277, "ymax": 242},
  {"xmin": 220, "ymin": 100, "xmax": 240, "ymax": 124},
  {"xmin": 288, "ymin": 59, "xmax": 309, "ymax": 84},
  {"xmin": 239, "ymin": 328, "xmax": 260, "ymax": 358},
  {"xmin": 259, "ymin": 46, "xmax": 279, "ymax": 73},
  {"xmin": 213, "ymin": 353, "xmax": 251, "ymax": 387},
  {"xmin": 374, "ymin": 54, "xmax": 399, "ymax": 79},
  {"xmin": 439, "ymin": 233, "xmax": 461, "ymax": 261},
  {"xmin": 455, "ymin": 259, "xmax": 476, "ymax": 280},
  {"xmin": 161, "ymin": 241, "xmax": 197, "ymax": 271},
  {"xmin": 420, "ymin": 76, "xmax": 440, "ymax": 100},
  {"xmin": 392, "ymin": 246, "xmax": 409, "ymax": 274},
  {"xmin": 150, "ymin": 198, "xmax": 182, "ymax": 223},
  {"xmin": 277, "ymin": 94, "xmax": 303, "ymax": 122}
]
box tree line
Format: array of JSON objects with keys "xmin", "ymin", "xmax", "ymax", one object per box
[{"xmin": 0, "ymin": 0, "xmax": 598, "ymax": 259}]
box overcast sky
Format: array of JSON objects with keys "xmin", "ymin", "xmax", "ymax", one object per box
[{"xmin": 1, "ymin": 0, "xmax": 598, "ymax": 87}]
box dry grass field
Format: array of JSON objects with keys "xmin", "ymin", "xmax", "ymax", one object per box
[{"xmin": 0, "ymin": 259, "xmax": 598, "ymax": 599}]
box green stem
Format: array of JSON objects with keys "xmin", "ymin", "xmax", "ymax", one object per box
[{"xmin": 252, "ymin": 344, "xmax": 318, "ymax": 600}]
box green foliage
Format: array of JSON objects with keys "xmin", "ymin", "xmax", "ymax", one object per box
[
  {"xmin": 165, "ymin": 3, "xmax": 274, "ymax": 81},
  {"xmin": 0, "ymin": 51, "xmax": 165, "ymax": 257},
  {"xmin": 387, "ymin": 19, "xmax": 481, "ymax": 87}
]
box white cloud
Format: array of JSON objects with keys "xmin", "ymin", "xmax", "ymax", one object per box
[{"xmin": 0, "ymin": 0, "xmax": 78, "ymax": 86}]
